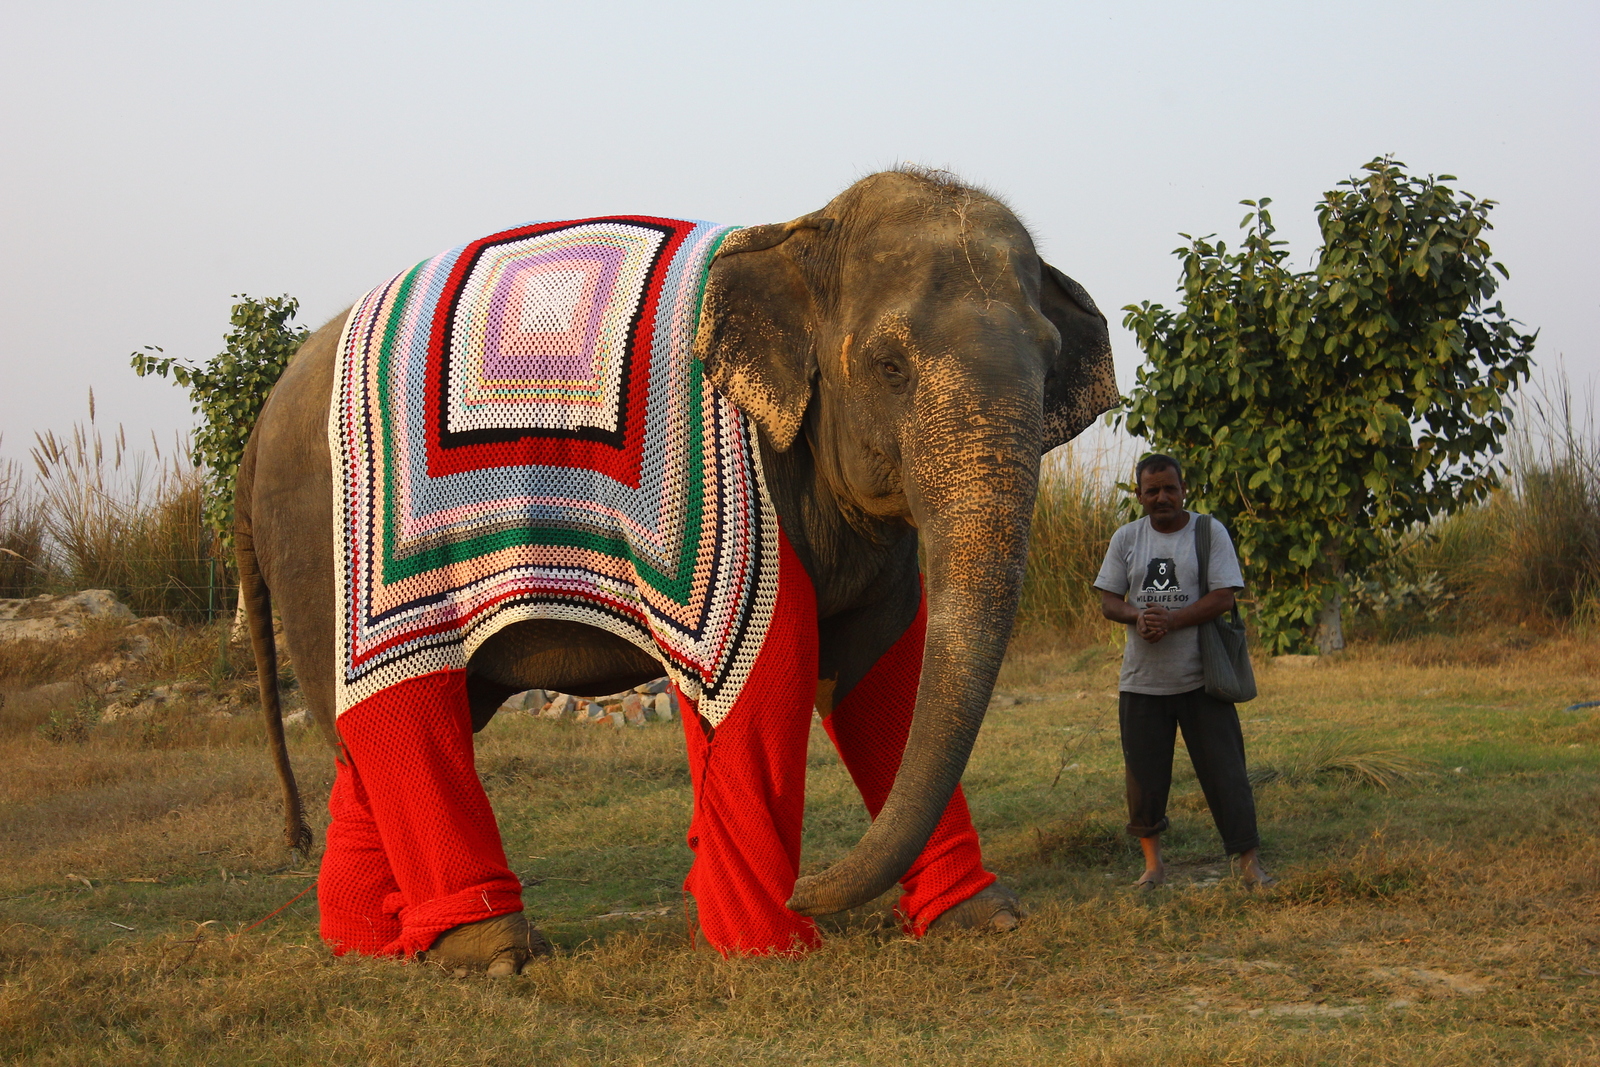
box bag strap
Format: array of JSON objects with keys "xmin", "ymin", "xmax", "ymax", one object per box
[{"xmin": 1195, "ymin": 513, "xmax": 1212, "ymax": 595}]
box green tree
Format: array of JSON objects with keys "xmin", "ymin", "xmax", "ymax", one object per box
[
  {"xmin": 131, "ymin": 294, "xmax": 308, "ymax": 549},
  {"xmin": 1121, "ymin": 158, "xmax": 1536, "ymax": 654}
]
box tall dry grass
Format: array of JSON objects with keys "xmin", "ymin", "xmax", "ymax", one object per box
[
  {"xmin": 1015, "ymin": 431, "xmax": 1134, "ymax": 640},
  {"xmin": 1416, "ymin": 372, "xmax": 1600, "ymax": 629},
  {"xmin": 23, "ymin": 396, "xmax": 226, "ymax": 622},
  {"xmin": 0, "ymin": 451, "xmax": 50, "ymax": 598}
]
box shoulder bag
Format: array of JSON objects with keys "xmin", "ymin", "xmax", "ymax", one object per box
[{"xmin": 1194, "ymin": 514, "xmax": 1256, "ymax": 703}]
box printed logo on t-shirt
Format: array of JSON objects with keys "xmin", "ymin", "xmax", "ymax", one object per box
[{"xmin": 1141, "ymin": 557, "xmax": 1179, "ymax": 592}]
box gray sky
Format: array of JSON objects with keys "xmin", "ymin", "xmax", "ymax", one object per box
[{"xmin": 3, "ymin": 1, "xmax": 1595, "ymax": 460}]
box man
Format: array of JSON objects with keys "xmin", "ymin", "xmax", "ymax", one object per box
[{"xmin": 1094, "ymin": 454, "xmax": 1273, "ymax": 888}]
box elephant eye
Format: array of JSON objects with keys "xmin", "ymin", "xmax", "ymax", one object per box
[{"xmin": 874, "ymin": 357, "xmax": 910, "ymax": 392}]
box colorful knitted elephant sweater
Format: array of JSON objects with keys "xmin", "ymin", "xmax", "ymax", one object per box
[{"xmin": 331, "ymin": 216, "xmax": 777, "ymax": 729}]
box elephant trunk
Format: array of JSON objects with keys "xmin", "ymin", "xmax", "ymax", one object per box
[{"xmin": 787, "ymin": 384, "xmax": 1041, "ymax": 917}]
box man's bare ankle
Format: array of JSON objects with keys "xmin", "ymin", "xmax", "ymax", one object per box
[{"xmin": 1235, "ymin": 850, "xmax": 1276, "ymax": 887}]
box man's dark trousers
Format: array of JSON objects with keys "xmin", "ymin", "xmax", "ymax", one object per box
[{"xmin": 1119, "ymin": 687, "xmax": 1260, "ymax": 855}]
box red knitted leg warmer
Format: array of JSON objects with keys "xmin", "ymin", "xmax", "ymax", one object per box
[
  {"xmin": 823, "ymin": 590, "xmax": 997, "ymax": 935},
  {"xmin": 318, "ymin": 751, "xmax": 403, "ymax": 956},
  {"xmin": 679, "ymin": 528, "xmax": 820, "ymax": 956},
  {"xmin": 324, "ymin": 670, "xmax": 524, "ymax": 958}
]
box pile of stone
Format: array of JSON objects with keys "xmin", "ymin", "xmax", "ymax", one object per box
[
  {"xmin": 0, "ymin": 589, "xmax": 173, "ymax": 659},
  {"xmin": 0, "ymin": 590, "xmax": 249, "ymax": 723},
  {"xmin": 499, "ymin": 677, "xmax": 678, "ymax": 728}
]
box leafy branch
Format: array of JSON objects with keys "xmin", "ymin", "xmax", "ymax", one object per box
[{"xmin": 131, "ymin": 295, "xmax": 308, "ymax": 548}]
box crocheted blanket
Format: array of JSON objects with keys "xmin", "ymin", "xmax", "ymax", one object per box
[{"xmin": 331, "ymin": 216, "xmax": 776, "ymax": 729}]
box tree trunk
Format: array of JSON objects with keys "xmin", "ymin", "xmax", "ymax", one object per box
[
  {"xmin": 1314, "ymin": 588, "xmax": 1345, "ymax": 654},
  {"xmin": 1315, "ymin": 548, "xmax": 1346, "ymax": 654}
]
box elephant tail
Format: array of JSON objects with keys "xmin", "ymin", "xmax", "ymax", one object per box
[{"xmin": 235, "ymin": 437, "xmax": 313, "ymax": 857}]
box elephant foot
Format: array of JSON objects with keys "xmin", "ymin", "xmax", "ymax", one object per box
[
  {"xmin": 924, "ymin": 882, "xmax": 1027, "ymax": 935},
  {"xmin": 420, "ymin": 912, "xmax": 551, "ymax": 977}
]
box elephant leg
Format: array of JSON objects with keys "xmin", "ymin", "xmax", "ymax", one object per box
[
  {"xmin": 329, "ymin": 670, "xmax": 526, "ymax": 959},
  {"xmin": 679, "ymin": 528, "xmax": 820, "ymax": 956},
  {"xmin": 247, "ymin": 311, "xmax": 342, "ymax": 748},
  {"xmin": 821, "ymin": 591, "xmax": 1002, "ymax": 935}
]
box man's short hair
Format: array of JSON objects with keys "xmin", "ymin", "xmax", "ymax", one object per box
[{"xmin": 1135, "ymin": 453, "xmax": 1183, "ymax": 488}]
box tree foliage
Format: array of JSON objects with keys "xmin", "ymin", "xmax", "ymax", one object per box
[
  {"xmin": 131, "ymin": 295, "xmax": 308, "ymax": 547},
  {"xmin": 1121, "ymin": 158, "xmax": 1536, "ymax": 652}
]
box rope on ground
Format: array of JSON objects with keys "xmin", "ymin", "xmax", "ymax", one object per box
[{"xmin": 231, "ymin": 880, "xmax": 317, "ymax": 939}]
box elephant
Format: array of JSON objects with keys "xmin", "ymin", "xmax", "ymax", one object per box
[{"xmin": 236, "ymin": 168, "xmax": 1116, "ymax": 972}]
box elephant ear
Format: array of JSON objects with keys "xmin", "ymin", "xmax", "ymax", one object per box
[
  {"xmin": 1037, "ymin": 259, "xmax": 1119, "ymax": 451},
  {"xmin": 694, "ymin": 214, "xmax": 833, "ymax": 452}
]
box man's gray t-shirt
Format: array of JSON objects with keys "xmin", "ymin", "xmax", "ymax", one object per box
[{"xmin": 1094, "ymin": 512, "xmax": 1246, "ymax": 695}]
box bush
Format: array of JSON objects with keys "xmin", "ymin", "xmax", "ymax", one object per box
[
  {"xmin": 1121, "ymin": 159, "xmax": 1535, "ymax": 654},
  {"xmin": 1347, "ymin": 569, "xmax": 1456, "ymax": 640},
  {"xmin": 37, "ymin": 697, "xmax": 99, "ymax": 745}
]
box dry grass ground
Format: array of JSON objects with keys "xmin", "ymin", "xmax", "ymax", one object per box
[{"xmin": 2, "ymin": 631, "xmax": 1597, "ymax": 1065}]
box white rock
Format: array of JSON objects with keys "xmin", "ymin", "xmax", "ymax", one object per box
[
  {"xmin": 652, "ymin": 692, "xmax": 675, "ymax": 722},
  {"xmin": 501, "ymin": 689, "xmax": 548, "ymax": 712},
  {"xmin": 540, "ymin": 693, "xmax": 578, "ymax": 719},
  {"xmin": 147, "ymin": 682, "xmax": 209, "ymax": 706},
  {"xmin": 100, "ymin": 703, "xmax": 146, "ymax": 723},
  {"xmin": 576, "ymin": 700, "xmax": 599, "ymax": 722}
]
